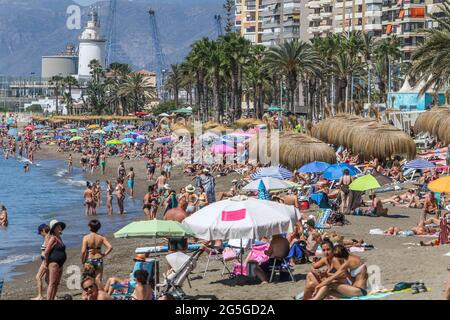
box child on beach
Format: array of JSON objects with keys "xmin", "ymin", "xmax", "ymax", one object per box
[
  {"xmin": 32, "ymin": 224, "xmax": 50, "ymax": 300},
  {"xmin": 0, "ymin": 206, "xmax": 8, "ymax": 227}
]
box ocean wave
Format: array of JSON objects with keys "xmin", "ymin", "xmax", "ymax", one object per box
[
  {"xmin": 0, "ymin": 254, "xmax": 35, "ymax": 265},
  {"xmin": 54, "ymin": 169, "xmax": 68, "ymax": 177},
  {"xmin": 61, "ymin": 178, "xmax": 85, "ymax": 187}
]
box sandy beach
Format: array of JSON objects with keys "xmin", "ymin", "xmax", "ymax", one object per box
[{"xmin": 0, "ymin": 144, "xmax": 449, "ymax": 300}]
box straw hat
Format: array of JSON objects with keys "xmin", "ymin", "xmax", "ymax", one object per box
[
  {"xmin": 49, "ymin": 220, "xmax": 66, "ymax": 233},
  {"xmin": 185, "ymin": 184, "xmax": 196, "ymax": 193}
]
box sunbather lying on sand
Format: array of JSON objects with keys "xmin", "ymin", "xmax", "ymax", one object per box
[
  {"xmin": 385, "ymin": 218, "xmax": 440, "ymax": 236},
  {"xmin": 382, "ymin": 189, "xmax": 423, "ymax": 208}
]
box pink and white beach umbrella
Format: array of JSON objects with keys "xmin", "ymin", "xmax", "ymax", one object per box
[{"xmin": 211, "ymin": 144, "xmax": 236, "ymax": 154}]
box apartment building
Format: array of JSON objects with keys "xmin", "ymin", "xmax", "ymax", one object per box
[
  {"xmin": 381, "ymin": 0, "xmax": 439, "ymax": 62},
  {"xmin": 306, "ymin": 0, "xmax": 335, "ymax": 37},
  {"xmin": 235, "ymin": 0, "xmax": 264, "ymax": 44},
  {"xmin": 334, "ymin": 0, "xmax": 383, "ymax": 35},
  {"xmin": 260, "ymin": 0, "xmax": 311, "ymax": 46}
]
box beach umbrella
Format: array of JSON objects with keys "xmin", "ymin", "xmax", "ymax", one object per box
[
  {"xmin": 78, "ymin": 128, "xmax": 87, "ymax": 131},
  {"xmin": 106, "ymin": 139, "xmax": 123, "ymax": 145},
  {"xmin": 182, "ymin": 196, "xmax": 300, "ymax": 241},
  {"xmin": 36, "ymin": 124, "xmax": 46, "ymax": 129},
  {"xmin": 93, "ymin": 129, "xmax": 106, "ymax": 134},
  {"xmin": 125, "ymin": 124, "xmax": 136, "ymax": 129},
  {"xmin": 155, "ymin": 136, "xmax": 176, "ymax": 144},
  {"xmin": 373, "ymin": 174, "xmax": 393, "ymax": 186},
  {"xmin": 42, "ymin": 135, "xmax": 52, "ymax": 139},
  {"xmin": 349, "ymin": 174, "xmax": 381, "ymax": 191},
  {"xmin": 173, "ymin": 107, "xmax": 193, "ymax": 114},
  {"xmin": 251, "ymin": 166, "xmax": 294, "ymax": 180},
  {"xmin": 158, "ymin": 113, "xmax": 170, "ymax": 117},
  {"xmin": 242, "ymin": 177, "xmax": 293, "ymax": 192},
  {"xmin": 6, "ymin": 117, "xmax": 14, "ymax": 125},
  {"xmin": 322, "ymin": 163, "xmax": 358, "ymax": 181},
  {"xmin": 69, "ymin": 129, "xmax": 78, "ymax": 133},
  {"xmin": 88, "ymin": 124, "xmax": 99, "ymax": 129},
  {"xmin": 257, "ymin": 180, "xmax": 270, "ymax": 200},
  {"xmin": 25, "ymin": 125, "xmax": 34, "ymax": 131},
  {"xmin": 428, "ymin": 176, "xmax": 450, "ymax": 193},
  {"xmin": 404, "ymin": 159, "xmax": 435, "ymax": 169},
  {"xmin": 268, "ymin": 106, "xmax": 283, "ymax": 112},
  {"xmin": 121, "ymin": 138, "xmax": 136, "ymax": 143},
  {"xmin": 136, "ymin": 136, "xmax": 147, "ymax": 143},
  {"xmin": 7, "ymin": 128, "xmax": 17, "ymax": 136},
  {"xmin": 69, "ymin": 136, "xmax": 82, "ymax": 142},
  {"xmin": 114, "ymin": 220, "xmax": 195, "ymax": 239},
  {"xmin": 298, "ymin": 161, "xmax": 330, "ymax": 173},
  {"xmin": 211, "ymin": 144, "xmax": 236, "ymax": 154}
]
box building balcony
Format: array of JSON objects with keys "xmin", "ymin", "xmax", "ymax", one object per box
[
  {"xmin": 321, "ymin": 11, "xmax": 333, "ymax": 18},
  {"xmin": 319, "ymin": 25, "xmax": 333, "ymax": 32},
  {"xmin": 308, "ymin": 1, "xmax": 321, "ymax": 9},
  {"xmin": 308, "ymin": 26, "xmax": 321, "ymax": 33},
  {"xmin": 308, "ymin": 13, "xmax": 322, "ymax": 21},
  {"xmin": 318, "ymin": 0, "xmax": 332, "ymax": 7}
]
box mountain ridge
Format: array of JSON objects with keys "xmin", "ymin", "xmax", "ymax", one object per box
[{"xmin": 0, "ymin": 0, "xmax": 224, "ymax": 76}]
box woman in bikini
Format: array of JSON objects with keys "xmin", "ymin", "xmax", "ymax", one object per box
[
  {"xmin": 311, "ymin": 244, "xmax": 368, "ymax": 300},
  {"xmin": 131, "ymin": 270, "xmax": 154, "ymax": 300},
  {"xmin": 81, "ymin": 220, "xmax": 113, "ymax": 288},
  {"xmin": 84, "ymin": 182, "xmax": 94, "ymax": 216},
  {"xmin": 197, "ymin": 186, "xmax": 209, "ymax": 210},
  {"xmin": 115, "ymin": 178, "xmax": 126, "ymax": 215},
  {"xmin": 303, "ymin": 239, "xmax": 343, "ymax": 300},
  {"xmin": 93, "ymin": 180, "xmax": 101, "ymax": 211},
  {"xmin": 106, "ymin": 180, "xmax": 113, "ymax": 215},
  {"xmin": 423, "ymin": 191, "xmax": 439, "ymax": 219},
  {"xmin": 184, "ymin": 185, "xmax": 198, "ymax": 215}
]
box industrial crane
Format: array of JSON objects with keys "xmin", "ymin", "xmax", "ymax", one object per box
[
  {"xmin": 105, "ymin": 0, "xmax": 117, "ymax": 67},
  {"xmin": 148, "ymin": 8, "xmax": 168, "ymax": 97}
]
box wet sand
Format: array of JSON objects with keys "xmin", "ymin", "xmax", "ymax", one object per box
[{"xmin": 1, "ymin": 145, "xmax": 449, "ymax": 300}]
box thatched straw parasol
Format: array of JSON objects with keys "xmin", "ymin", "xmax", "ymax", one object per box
[
  {"xmin": 249, "ymin": 132, "xmax": 336, "ymax": 170},
  {"xmin": 414, "ymin": 107, "xmax": 450, "ymax": 144},
  {"xmin": 311, "ymin": 114, "xmax": 416, "ymax": 160}
]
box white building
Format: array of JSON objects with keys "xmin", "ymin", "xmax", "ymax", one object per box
[{"xmin": 78, "ymin": 8, "xmax": 106, "ymax": 79}]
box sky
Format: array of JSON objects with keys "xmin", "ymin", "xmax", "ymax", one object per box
[{"xmin": 73, "ymin": 0, "xmax": 102, "ymax": 5}]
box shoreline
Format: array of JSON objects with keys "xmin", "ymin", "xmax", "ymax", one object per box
[{"xmin": 1, "ymin": 146, "xmax": 449, "ymax": 300}]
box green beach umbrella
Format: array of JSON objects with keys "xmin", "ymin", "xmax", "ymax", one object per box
[
  {"xmin": 349, "ymin": 174, "xmax": 381, "ymax": 191},
  {"xmin": 268, "ymin": 106, "xmax": 283, "ymax": 112},
  {"xmin": 106, "ymin": 139, "xmax": 123, "ymax": 145},
  {"xmin": 114, "ymin": 220, "xmax": 195, "ymax": 238},
  {"xmin": 173, "ymin": 107, "xmax": 193, "ymax": 114},
  {"xmin": 69, "ymin": 129, "xmax": 78, "ymax": 133},
  {"xmin": 69, "ymin": 136, "xmax": 82, "ymax": 142},
  {"xmin": 42, "ymin": 135, "xmax": 52, "ymax": 139}
]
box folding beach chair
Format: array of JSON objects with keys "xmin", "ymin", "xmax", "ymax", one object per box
[
  {"xmin": 202, "ymin": 246, "xmax": 229, "ymax": 278},
  {"xmin": 315, "ymin": 209, "xmax": 333, "ymax": 232},
  {"xmin": 221, "ymin": 239, "xmax": 251, "ymax": 277},
  {"xmin": 111, "ymin": 260, "xmax": 155, "ymax": 300},
  {"xmin": 268, "ymin": 256, "xmax": 295, "ymax": 283}
]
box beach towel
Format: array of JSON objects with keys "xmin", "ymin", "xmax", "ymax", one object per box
[
  {"xmin": 341, "ymin": 288, "xmax": 412, "ymax": 300},
  {"xmin": 248, "ymin": 244, "xmax": 270, "ymax": 264}
]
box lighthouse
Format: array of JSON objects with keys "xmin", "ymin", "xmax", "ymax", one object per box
[{"xmin": 78, "ymin": 7, "xmax": 106, "ymax": 79}]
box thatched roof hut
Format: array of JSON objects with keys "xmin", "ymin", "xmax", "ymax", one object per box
[
  {"xmin": 249, "ymin": 132, "xmax": 336, "ymax": 170},
  {"xmin": 311, "ymin": 114, "xmax": 416, "ymax": 160},
  {"xmin": 414, "ymin": 107, "xmax": 450, "ymax": 144}
]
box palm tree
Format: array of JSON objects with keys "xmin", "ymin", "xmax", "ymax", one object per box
[
  {"xmin": 265, "ymin": 41, "xmax": 322, "ymax": 113},
  {"xmin": 49, "ymin": 75, "xmax": 64, "ymax": 115},
  {"xmin": 165, "ymin": 64, "xmax": 183, "ymax": 107},
  {"xmin": 409, "ymin": 0, "xmax": 450, "ymax": 95},
  {"xmin": 244, "ymin": 45, "xmax": 269, "ymax": 119},
  {"xmin": 204, "ymin": 40, "xmax": 226, "ymax": 122},
  {"xmin": 62, "ymin": 76, "xmax": 78, "ymax": 115},
  {"xmin": 120, "ymin": 73, "xmax": 156, "ymax": 113}
]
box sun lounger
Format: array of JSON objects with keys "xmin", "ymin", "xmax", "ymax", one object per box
[
  {"xmin": 111, "ymin": 259, "xmax": 156, "ymax": 300},
  {"xmin": 315, "ymin": 209, "xmax": 333, "ymax": 232}
]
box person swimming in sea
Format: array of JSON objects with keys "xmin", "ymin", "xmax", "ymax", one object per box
[{"xmin": 0, "ymin": 206, "xmax": 8, "ymax": 227}]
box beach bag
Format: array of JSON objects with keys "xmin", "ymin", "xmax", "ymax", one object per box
[
  {"xmin": 393, "ymin": 282, "xmax": 414, "ymax": 291},
  {"xmin": 222, "ymin": 247, "xmax": 238, "ymax": 261},
  {"xmin": 248, "ymin": 244, "xmax": 270, "ymax": 264},
  {"xmin": 232, "ymin": 262, "xmax": 247, "ymax": 276}
]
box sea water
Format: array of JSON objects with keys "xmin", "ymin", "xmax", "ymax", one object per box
[{"xmin": 0, "ymin": 153, "xmax": 142, "ymax": 281}]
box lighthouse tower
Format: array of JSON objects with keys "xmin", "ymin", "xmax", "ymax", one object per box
[{"xmin": 78, "ymin": 8, "xmax": 106, "ymax": 79}]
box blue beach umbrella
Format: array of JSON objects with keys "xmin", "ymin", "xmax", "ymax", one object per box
[
  {"xmin": 251, "ymin": 166, "xmax": 294, "ymax": 180},
  {"xmin": 121, "ymin": 138, "xmax": 136, "ymax": 143},
  {"xmin": 298, "ymin": 161, "xmax": 330, "ymax": 173},
  {"xmin": 322, "ymin": 163, "xmax": 358, "ymax": 181},
  {"xmin": 257, "ymin": 180, "xmax": 270, "ymax": 200},
  {"xmin": 7, "ymin": 128, "xmax": 17, "ymax": 136},
  {"xmin": 404, "ymin": 159, "xmax": 435, "ymax": 170}
]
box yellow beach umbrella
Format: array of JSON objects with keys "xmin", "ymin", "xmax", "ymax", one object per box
[
  {"xmin": 428, "ymin": 176, "xmax": 450, "ymax": 193},
  {"xmin": 88, "ymin": 124, "xmax": 99, "ymax": 129},
  {"xmin": 69, "ymin": 136, "xmax": 82, "ymax": 142}
]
